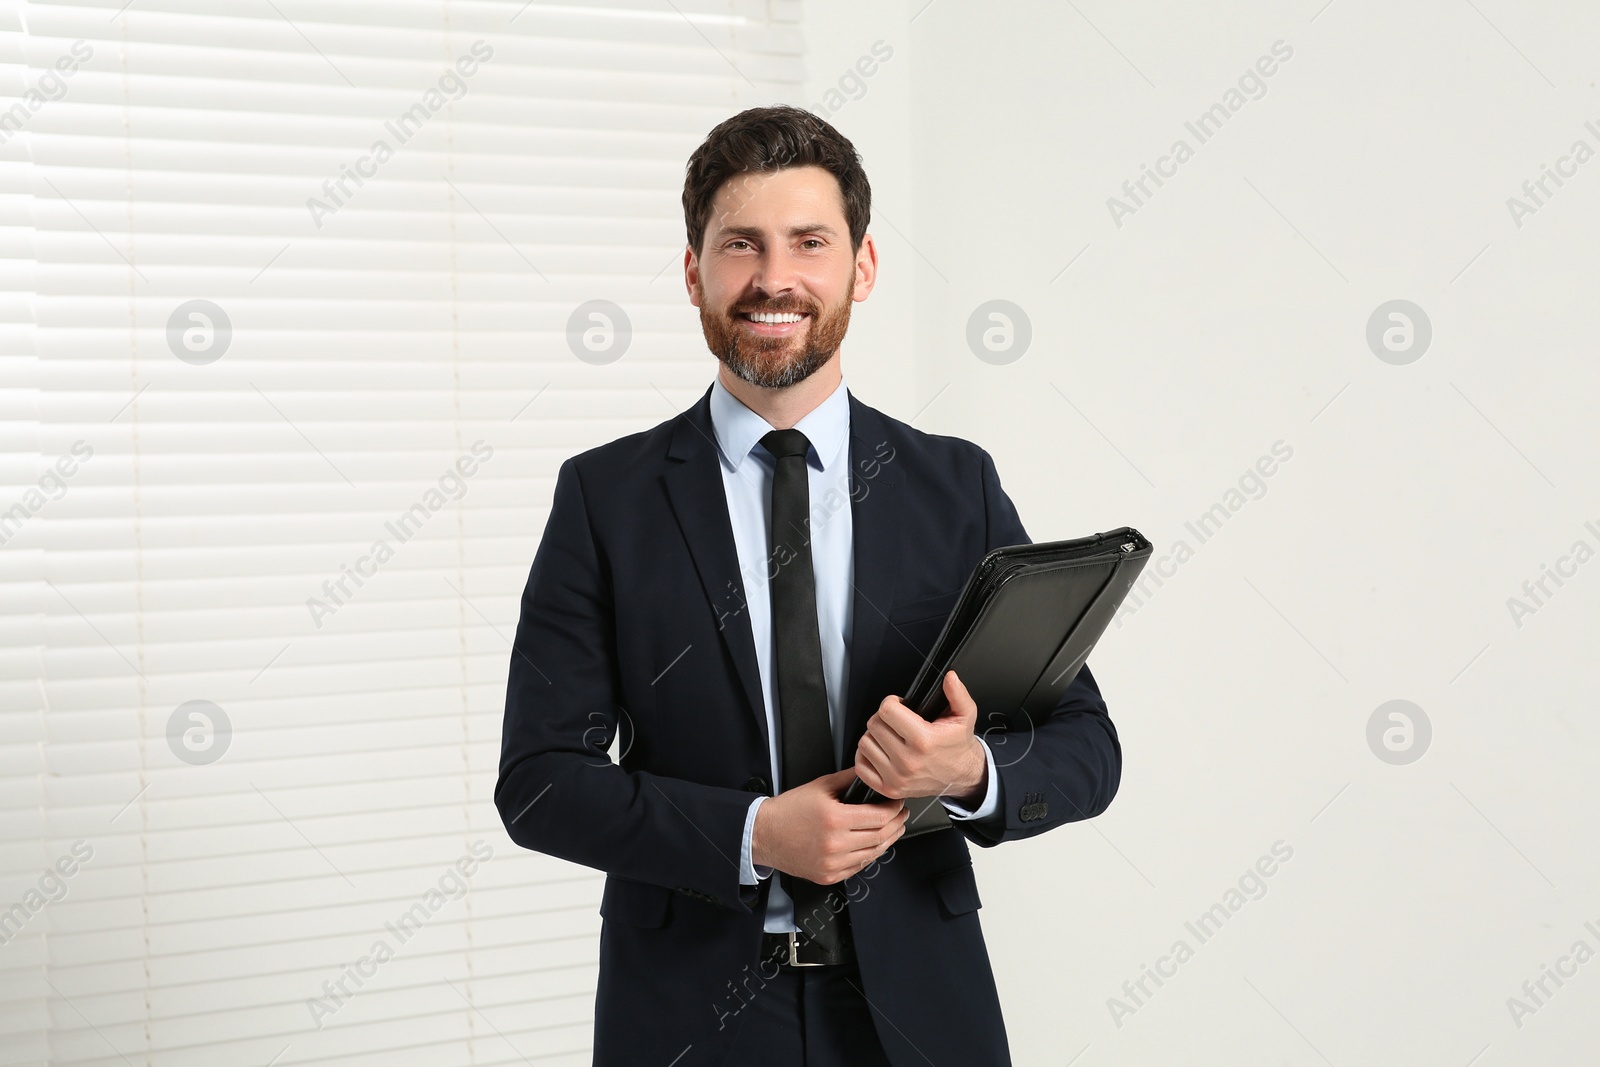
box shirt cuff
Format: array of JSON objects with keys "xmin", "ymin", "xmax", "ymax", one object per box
[
  {"xmin": 940, "ymin": 736, "xmax": 999, "ymax": 821},
  {"xmin": 740, "ymin": 795, "xmax": 775, "ymax": 884}
]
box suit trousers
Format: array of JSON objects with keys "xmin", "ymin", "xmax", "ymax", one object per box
[{"xmin": 720, "ymin": 940, "xmax": 894, "ymax": 1066}]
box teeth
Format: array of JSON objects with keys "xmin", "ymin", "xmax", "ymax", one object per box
[{"xmin": 746, "ymin": 312, "xmax": 805, "ymax": 324}]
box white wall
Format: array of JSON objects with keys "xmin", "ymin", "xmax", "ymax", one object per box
[
  {"xmin": 799, "ymin": 0, "xmax": 918, "ymax": 408},
  {"xmin": 804, "ymin": 0, "xmax": 1600, "ymax": 1061},
  {"xmin": 4, "ymin": 3, "xmax": 1592, "ymax": 1064}
]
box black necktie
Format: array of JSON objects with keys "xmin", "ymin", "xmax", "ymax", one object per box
[{"xmin": 761, "ymin": 428, "xmax": 849, "ymax": 962}]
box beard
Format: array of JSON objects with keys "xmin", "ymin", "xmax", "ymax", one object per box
[{"xmin": 697, "ymin": 273, "xmax": 854, "ymax": 389}]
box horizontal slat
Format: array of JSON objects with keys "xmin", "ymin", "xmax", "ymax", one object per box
[
  {"xmin": 31, "ymin": 0, "xmax": 800, "ymax": 42},
  {"xmin": 5, "ymin": 0, "xmax": 804, "ymax": 1059}
]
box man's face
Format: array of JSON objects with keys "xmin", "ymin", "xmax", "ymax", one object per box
[{"xmin": 687, "ymin": 165, "xmax": 874, "ymax": 389}]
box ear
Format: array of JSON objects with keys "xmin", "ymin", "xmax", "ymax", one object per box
[
  {"xmin": 851, "ymin": 232, "xmax": 879, "ymax": 302},
  {"xmin": 684, "ymin": 245, "xmax": 701, "ymax": 305}
]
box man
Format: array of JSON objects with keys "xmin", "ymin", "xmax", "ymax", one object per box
[{"xmin": 495, "ymin": 106, "xmax": 1121, "ymax": 1066}]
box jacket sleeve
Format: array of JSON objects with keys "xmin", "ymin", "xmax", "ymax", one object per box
[
  {"xmin": 494, "ymin": 457, "xmax": 761, "ymax": 912},
  {"xmin": 953, "ymin": 447, "xmax": 1124, "ymax": 849}
]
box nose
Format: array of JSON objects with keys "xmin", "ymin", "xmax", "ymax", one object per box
[{"xmin": 749, "ymin": 247, "xmax": 801, "ymax": 303}]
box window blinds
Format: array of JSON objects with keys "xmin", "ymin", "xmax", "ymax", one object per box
[{"xmin": 0, "ymin": 1, "xmax": 803, "ymax": 1063}]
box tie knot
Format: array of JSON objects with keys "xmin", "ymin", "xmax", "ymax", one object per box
[{"xmin": 761, "ymin": 428, "xmax": 811, "ymax": 462}]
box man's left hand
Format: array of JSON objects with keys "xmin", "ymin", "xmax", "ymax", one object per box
[{"xmin": 853, "ymin": 669, "xmax": 987, "ymax": 805}]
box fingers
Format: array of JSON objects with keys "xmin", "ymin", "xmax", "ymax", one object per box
[
  {"xmin": 844, "ymin": 822, "xmax": 903, "ymax": 860},
  {"xmin": 851, "ymin": 756, "xmax": 879, "ymax": 798},
  {"xmin": 871, "ymin": 700, "xmax": 920, "ymax": 744},
  {"xmin": 843, "ymin": 812, "xmax": 906, "ymax": 866},
  {"xmin": 863, "ymin": 717, "xmax": 921, "ymax": 776},
  {"xmin": 856, "ymin": 731, "xmax": 892, "ymax": 777},
  {"xmin": 885, "ymin": 805, "xmax": 909, "ymax": 836},
  {"xmin": 813, "ymin": 808, "xmax": 906, "ymax": 884},
  {"xmin": 837, "ymin": 787, "xmax": 903, "ymax": 824},
  {"xmin": 846, "ymin": 848, "xmax": 891, "ymax": 880},
  {"xmin": 825, "ymin": 786, "xmax": 903, "ymax": 832},
  {"xmin": 843, "ymin": 805, "xmax": 907, "ymax": 842}
]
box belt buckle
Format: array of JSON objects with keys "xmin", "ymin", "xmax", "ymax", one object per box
[{"xmin": 785, "ymin": 930, "xmax": 828, "ymax": 968}]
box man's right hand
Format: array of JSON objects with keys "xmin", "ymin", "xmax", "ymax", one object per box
[{"xmin": 751, "ymin": 767, "xmax": 908, "ymax": 885}]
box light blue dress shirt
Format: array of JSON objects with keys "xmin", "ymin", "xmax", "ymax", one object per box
[{"xmin": 708, "ymin": 373, "xmax": 999, "ymax": 933}]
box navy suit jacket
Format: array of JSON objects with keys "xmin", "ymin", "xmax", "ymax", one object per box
[{"xmin": 495, "ymin": 382, "xmax": 1122, "ymax": 1066}]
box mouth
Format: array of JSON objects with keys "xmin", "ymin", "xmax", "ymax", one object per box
[{"xmin": 736, "ymin": 310, "xmax": 811, "ymax": 337}]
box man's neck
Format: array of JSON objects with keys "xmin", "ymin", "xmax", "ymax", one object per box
[{"xmin": 717, "ymin": 355, "xmax": 843, "ymax": 430}]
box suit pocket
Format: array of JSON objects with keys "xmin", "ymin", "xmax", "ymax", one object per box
[
  {"xmin": 599, "ymin": 876, "xmax": 672, "ymax": 928},
  {"xmin": 887, "ymin": 588, "xmax": 961, "ymax": 626},
  {"xmin": 932, "ymin": 863, "xmax": 982, "ymax": 917},
  {"xmin": 885, "ymin": 589, "xmax": 962, "ymax": 661}
]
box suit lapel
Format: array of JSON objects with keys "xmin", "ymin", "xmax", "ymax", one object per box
[
  {"xmin": 663, "ymin": 384, "xmax": 904, "ymax": 769},
  {"xmin": 663, "ymin": 385, "xmax": 771, "ymax": 755},
  {"xmin": 842, "ymin": 393, "xmax": 903, "ymax": 751}
]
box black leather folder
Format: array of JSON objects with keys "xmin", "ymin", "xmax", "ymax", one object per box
[{"xmin": 841, "ymin": 527, "xmax": 1153, "ymax": 837}]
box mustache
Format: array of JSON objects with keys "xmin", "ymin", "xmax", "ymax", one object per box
[{"xmin": 731, "ymin": 301, "xmax": 814, "ymax": 316}]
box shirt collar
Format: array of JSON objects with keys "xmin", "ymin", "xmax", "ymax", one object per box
[{"xmin": 709, "ymin": 372, "xmax": 851, "ymax": 475}]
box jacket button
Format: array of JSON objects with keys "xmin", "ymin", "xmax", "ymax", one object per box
[{"xmin": 744, "ymin": 776, "xmax": 770, "ymax": 793}]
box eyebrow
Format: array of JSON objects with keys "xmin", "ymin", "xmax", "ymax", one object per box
[{"xmin": 713, "ymin": 222, "xmax": 838, "ymax": 241}]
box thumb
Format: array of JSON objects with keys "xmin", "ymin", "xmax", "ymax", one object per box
[
  {"xmin": 821, "ymin": 766, "xmax": 860, "ymax": 786},
  {"xmin": 943, "ymin": 669, "xmax": 977, "ymax": 723},
  {"xmin": 814, "ymin": 767, "xmax": 861, "ymax": 802}
]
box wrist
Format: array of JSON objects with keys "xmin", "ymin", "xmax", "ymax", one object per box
[
  {"xmin": 946, "ymin": 738, "xmax": 987, "ymax": 806},
  {"xmin": 750, "ymin": 796, "xmax": 769, "ymax": 869}
]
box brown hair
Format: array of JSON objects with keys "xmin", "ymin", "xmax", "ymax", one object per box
[{"xmin": 682, "ymin": 105, "xmax": 871, "ymax": 257}]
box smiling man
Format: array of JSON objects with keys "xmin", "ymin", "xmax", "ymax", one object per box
[{"xmin": 496, "ymin": 106, "xmax": 1122, "ymax": 1066}]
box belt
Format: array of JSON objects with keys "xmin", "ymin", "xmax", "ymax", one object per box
[{"xmin": 761, "ymin": 910, "xmax": 856, "ymax": 968}]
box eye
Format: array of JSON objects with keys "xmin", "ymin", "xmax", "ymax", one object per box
[
  {"xmin": 726, "ymin": 239, "xmax": 752, "ymax": 251},
  {"xmin": 800, "ymin": 239, "xmax": 823, "ymax": 249}
]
